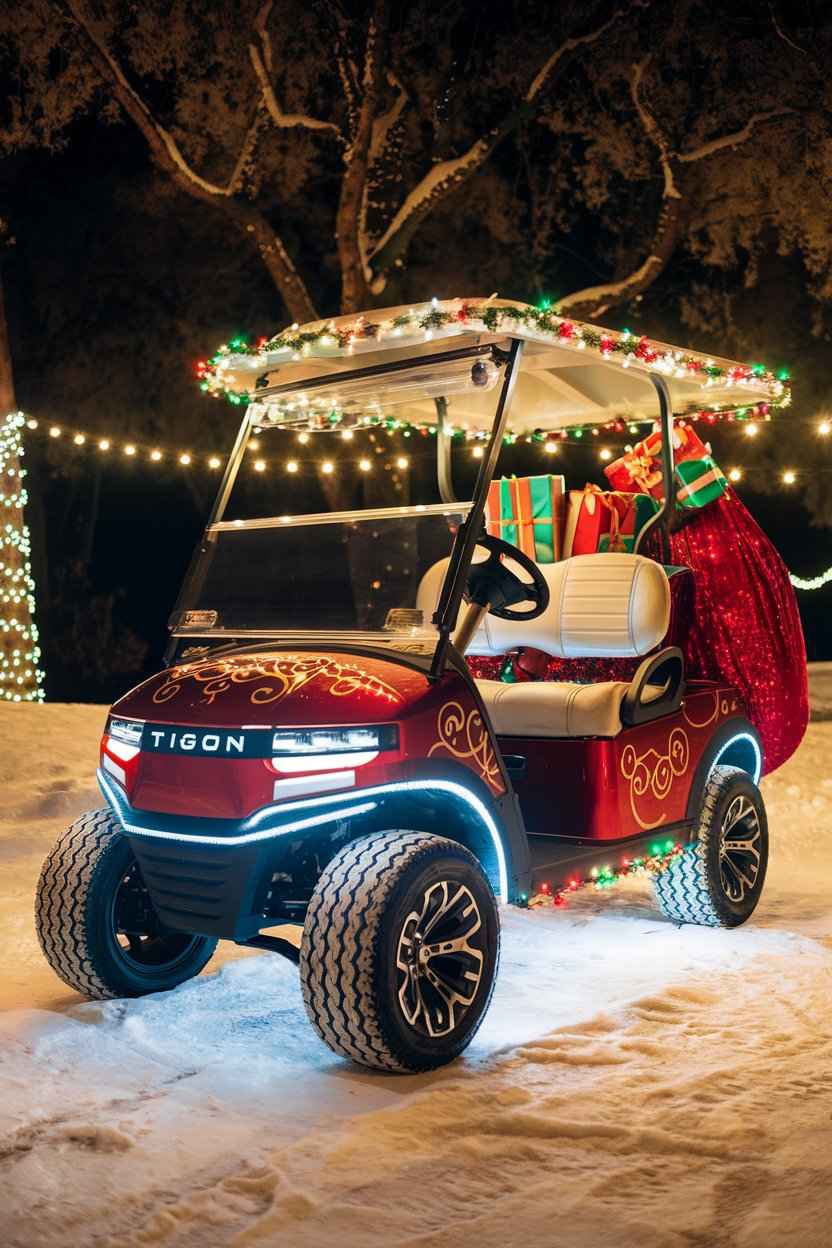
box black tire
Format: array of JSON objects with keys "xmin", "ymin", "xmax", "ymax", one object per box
[
  {"xmin": 35, "ymin": 808, "xmax": 217, "ymax": 999},
  {"xmin": 300, "ymin": 831, "xmax": 500, "ymax": 1073},
  {"xmin": 654, "ymin": 765, "xmax": 768, "ymax": 928}
]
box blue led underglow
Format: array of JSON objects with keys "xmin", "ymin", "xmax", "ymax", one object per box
[
  {"xmin": 97, "ymin": 771, "xmax": 509, "ymax": 903},
  {"xmin": 711, "ymin": 732, "xmax": 762, "ymax": 785}
]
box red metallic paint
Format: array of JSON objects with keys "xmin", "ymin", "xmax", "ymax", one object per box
[
  {"xmin": 499, "ymin": 682, "xmax": 744, "ymax": 840},
  {"xmin": 104, "ymin": 649, "xmax": 506, "ymax": 818}
]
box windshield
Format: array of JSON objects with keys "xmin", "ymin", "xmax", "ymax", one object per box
[{"xmin": 173, "ymin": 503, "xmax": 470, "ymax": 654}]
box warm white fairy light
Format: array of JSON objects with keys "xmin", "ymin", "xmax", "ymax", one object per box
[
  {"xmin": 359, "ymin": 458, "xmax": 372, "ymax": 472},
  {"xmin": 544, "ymin": 440, "xmax": 558, "ymax": 454},
  {"xmin": 98, "ymin": 438, "xmax": 110, "ymax": 451},
  {"xmin": 744, "ymin": 422, "xmax": 759, "ymax": 437},
  {"xmin": 728, "ymin": 467, "xmax": 743, "ymax": 482},
  {"xmin": 599, "ymin": 447, "xmax": 612, "ymax": 461},
  {"xmin": 0, "ymin": 413, "xmax": 45, "ymax": 702},
  {"xmin": 297, "ymin": 432, "xmax": 310, "ymax": 445},
  {"xmin": 150, "ymin": 449, "xmax": 162, "ymax": 462},
  {"xmin": 253, "ymin": 459, "xmax": 266, "ymax": 472},
  {"xmin": 791, "ymin": 565, "xmax": 832, "ymax": 591},
  {"xmin": 395, "ymin": 456, "xmax": 409, "ymax": 470},
  {"xmin": 179, "ymin": 452, "xmax": 192, "ymax": 466},
  {"xmin": 73, "ymin": 433, "xmax": 85, "ymax": 446},
  {"xmin": 286, "ymin": 459, "xmax": 299, "ymax": 474},
  {"xmin": 472, "ymin": 446, "xmax": 484, "ymax": 459},
  {"xmin": 819, "ymin": 420, "xmax": 830, "ymax": 436},
  {"xmin": 782, "ymin": 469, "xmax": 796, "ymax": 485},
  {"xmin": 49, "ymin": 426, "xmax": 61, "ymax": 439},
  {"xmin": 208, "ymin": 456, "xmax": 221, "ymax": 469},
  {"xmin": 322, "ymin": 460, "xmax": 334, "ymax": 475},
  {"xmin": 124, "ymin": 444, "xmax": 136, "ymax": 457}
]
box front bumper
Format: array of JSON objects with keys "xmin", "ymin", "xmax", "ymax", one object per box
[
  {"xmin": 98, "ymin": 767, "xmax": 511, "ymax": 939},
  {"xmin": 98, "ymin": 768, "xmax": 379, "ymax": 939}
]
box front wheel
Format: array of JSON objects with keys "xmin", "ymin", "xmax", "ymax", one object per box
[
  {"xmin": 300, "ymin": 831, "xmax": 500, "ymax": 1072},
  {"xmin": 654, "ymin": 765, "xmax": 768, "ymax": 928},
  {"xmin": 36, "ymin": 808, "xmax": 217, "ymax": 998}
]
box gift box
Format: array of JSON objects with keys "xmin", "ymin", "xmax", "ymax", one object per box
[
  {"xmin": 675, "ymin": 458, "xmax": 727, "ymax": 510},
  {"xmin": 486, "ymin": 475, "xmax": 565, "ymax": 562},
  {"xmin": 597, "ymin": 492, "xmax": 660, "ymax": 552},
  {"xmin": 604, "ymin": 423, "xmax": 727, "ymax": 511},
  {"xmin": 563, "ymin": 486, "xmax": 657, "ymax": 557}
]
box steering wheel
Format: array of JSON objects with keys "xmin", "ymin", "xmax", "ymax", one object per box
[{"xmin": 465, "ymin": 533, "xmax": 550, "ymax": 621}]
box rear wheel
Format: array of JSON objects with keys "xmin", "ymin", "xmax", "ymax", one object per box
[
  {"xmin": 654, "ymin": 765, "xmax": 768, "ymax": 927},
  {"xmin": 300, "ymin": 831, "xmax": 500, "ymax": 1072},
  {"xmin": 36, "ymin": 808, "xmax": 217, "ymax": 998}
]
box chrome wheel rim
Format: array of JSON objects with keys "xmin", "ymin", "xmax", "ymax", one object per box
[
  {"xmin": 719, "ymin": 795, "xmax": 762, "ymax": 904},
  {"xmin": 109, "ymin": 861, "xmax": 201, "ymax": 975},
  {"xmin": 395, "ymin": 880, "xmax": 486, "ymax": 1038}
]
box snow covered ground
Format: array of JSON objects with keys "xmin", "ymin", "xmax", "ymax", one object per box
[{"xmin": 1, "ymin": 691, "xmax": 831, "ymax": 1247}]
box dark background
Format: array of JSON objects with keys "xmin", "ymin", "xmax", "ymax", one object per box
[{"xmin": 3, "ymin": 4, "xmax": 831, "ymax": 703}]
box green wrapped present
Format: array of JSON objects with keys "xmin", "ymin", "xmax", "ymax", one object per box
[
  {"xmin": 675, "ymin": 458, "xmax": 727, "ymax": 510},
  {"xmin": 486, "ymin": 474, "xmax": 566, "ymax": 563}
]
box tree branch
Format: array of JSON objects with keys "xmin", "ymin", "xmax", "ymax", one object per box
[
  {"xmin": 249, "ymin": 1, "xmax": 342, "ymax": 136},
  {"xmin": 367, "ymin": 5, "xmax": 632, "ymax": 287},
  {"xmin": 336, "ymin": 0, "xmax": 387, "ymax": 311},
  {"xmin": 679, "ymin": 108, "xmax": 795, "ymax": 163},
  {"xmin": 558, "ymin": 56, "xmax": 683, "ymax": 318},
  {"xmin": 57, "ymin": 0, "xmax": 319, "ymax": 323}
]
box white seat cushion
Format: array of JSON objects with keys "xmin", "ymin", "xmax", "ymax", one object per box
[{"xmin": 477, "ymin": 678, "xmax": 629, "ymax": 738}]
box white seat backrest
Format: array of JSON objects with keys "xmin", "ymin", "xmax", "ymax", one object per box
[{"xmin": 415, "ymin": 551, "xmax": 670, "ymax": 658}]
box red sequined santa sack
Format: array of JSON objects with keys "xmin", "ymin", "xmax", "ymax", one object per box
[{"xmin": 668, "ymin": 489, "xmax": 808, "ymax": 774}]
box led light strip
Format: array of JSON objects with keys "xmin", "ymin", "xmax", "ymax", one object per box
[
  {"xmin": 710, "ymin": 732, "xmax": 762, "ymax": 784},
  {"xmin": 97, "ymin": 771, "xmax": 509, "ymax": 903}
]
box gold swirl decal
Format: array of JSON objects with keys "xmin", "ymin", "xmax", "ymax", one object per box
[
  {"xmin": 683, "ymin": 689, "xmax": 739, "ymax": 729},
  {"xmin": 153, "ymin": 654, "xmax": 403, "ymax": 707},
  {"xmin": 428, "ymin": 701, "xmax": 502, "ymax": 790},
  {"xmin": 620, "ymin": 728, "xmax": 690, "ymax": 830}
]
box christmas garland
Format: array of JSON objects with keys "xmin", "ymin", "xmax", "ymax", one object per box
[{"xmin": 196, "ymin": 300, "xmax": 791, "ymax": 424}]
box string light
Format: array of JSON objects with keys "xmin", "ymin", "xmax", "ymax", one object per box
[
  {"xmin": 544, "ymin": 440, "xmax": 558, "ymax": 454},
  {"xmin": 208, "ymin": 456, "xmax": 222, "ymax": 469},
  {"xmin": 286, "ymin": 459, "xmax": 299, "ymax": 474},
  {"xmin": 49, "ymin": 426, "xmax": 60, "ymax": 439},
  {"xmin": 819, "ymin": 420, "xmax": 830, "ymax": 436},
  {"xmin": 529, "ymin": 841, "xmax": 685, "ymax": 908},
  {"xmin": 728, "ymin": 467, "xmax": 743, "ymax": 482},
  {"xmin": 782, "ymin": 469, "xmax": 796, "ymax": 485},
  {"xmin": 321, "ymin": 460, "xmax": 334, "ymax": 475},
  {"xmin": 73, "ymin": 433, "xmax": 85, "ymax": 446},
  {"xmin": 395, "ymin": 456, "xmax": 409, "ymax": 469},
  {"xmin": 0, "ymin": 413, "xmax": 45, "ymax": 702},
  {"xmin": 791, "ymin": 565, "xmax": 832, "ymax": 591},
  {"xmin": 124, "ymin": 444, "xmax": 136, "ymax": 457},
  {"xmin": 150, "ymin": 449, "xmax": 162, "ymax": 462},
  {"xmin": 98, "ymin": 439, "xmax": 110, "ymax": 451},
  {"xmin": 471, "ymin": 446, "xmax": 484, "ymax": 459},
  {"xmin": 744, "ymin": 422, "xmax": 759, "ymax": 437},
  {"xmin": 359, "ymin": 458, "xmax": 372, "ymax": 472},
  {"xmin": 599, "ymin": 447, "xmax": 612, "ymax": 461},
  {"xmin": 253, "ymin": 459, "xmax": 266, "ymax": 472},
  {"xmin": 179, "ymin": 453, "xmax": 192, "ymax": 466}
]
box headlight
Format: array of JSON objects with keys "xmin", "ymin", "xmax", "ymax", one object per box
[
  {"xmin": 271, "ymin": 725, "xmax": 398, "ymax": 755},
  {"xmin": 108, "ymin": 717, "xmax": 144, "ymax": 747}
]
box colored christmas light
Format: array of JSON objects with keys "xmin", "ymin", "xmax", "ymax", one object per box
[{"xmin": 529, "ymin": 841, "xmax": 684, "ymax": 908}]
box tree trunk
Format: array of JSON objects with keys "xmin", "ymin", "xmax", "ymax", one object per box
[{"xmin": 0, "ymin": 271, "xmax": 43, "ymax": 701}]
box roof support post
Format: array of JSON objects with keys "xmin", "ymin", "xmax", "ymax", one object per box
[{"xmin": 633, "ymin": 372, "xmax": 674, "ymax": 561}]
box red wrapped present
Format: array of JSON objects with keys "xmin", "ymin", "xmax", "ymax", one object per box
[
  {"xmin": 597, "ymin": 492, "xmax": 660, "ymax": 552},
  {"xmin": 604, "ymin": 423, "xmax": 718, "ymax": 504},
  {"xmin": 486, "ymin": 475, "xmax": 565, "ymax": 562},
  {"xmin": 563, "ymin": 486, "xmax": 650, "ymax": 557}
]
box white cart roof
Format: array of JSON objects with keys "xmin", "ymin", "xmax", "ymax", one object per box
[{"xmin": 200, "ymin": 298, "xmax": 790, "ymax": 433}]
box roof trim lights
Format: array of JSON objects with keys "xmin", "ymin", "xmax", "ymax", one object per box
[
  {"xmin": 96, "ymin": 772, "xmax": 509, "ymax": 903},
  {"xmin": 711, "ymin": 732, "xmax": 762, "ymax": 785}
]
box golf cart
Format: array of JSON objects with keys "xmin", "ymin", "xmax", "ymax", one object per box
[{"xmin": 36, "ymin": 299, "xmax": 783, "ymax": 1073}]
